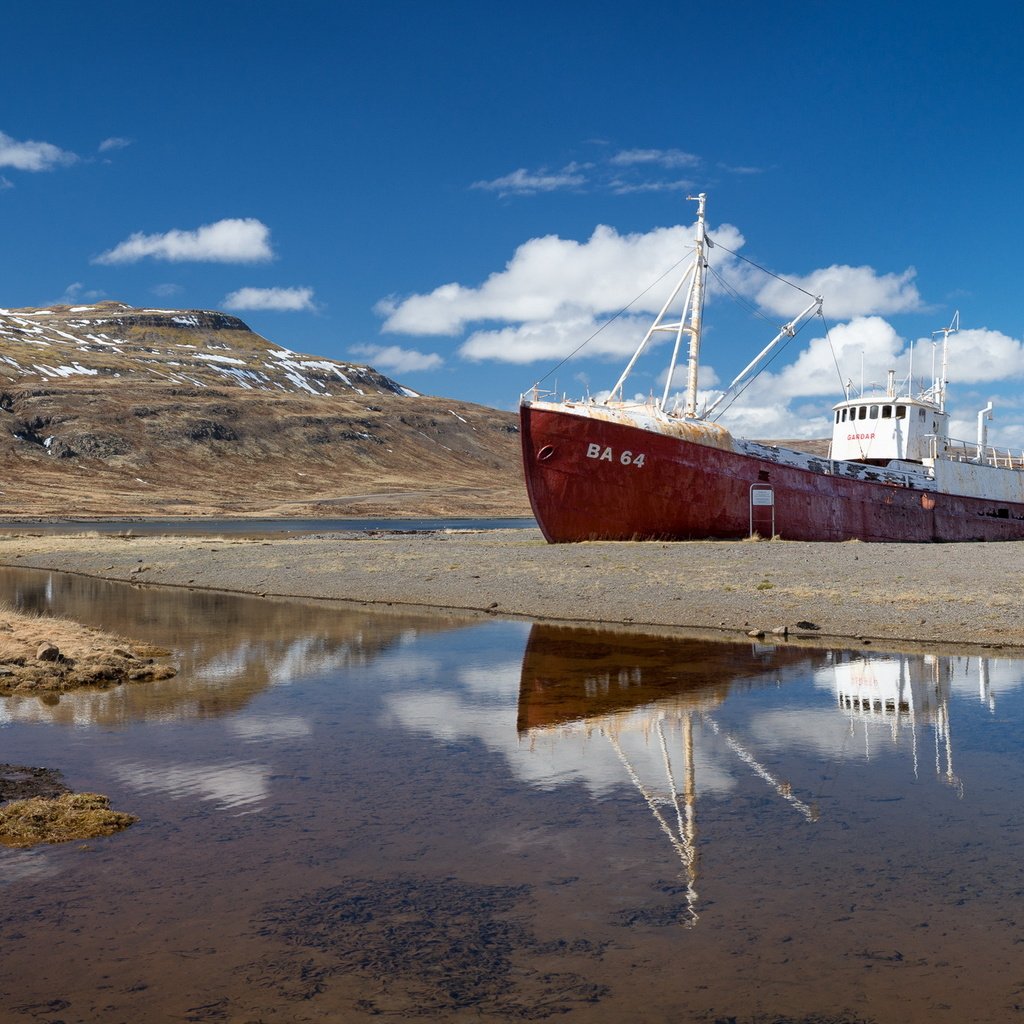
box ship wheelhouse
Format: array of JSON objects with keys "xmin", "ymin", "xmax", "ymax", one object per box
[{"xmin": 830, "ymin": 394, "xmax": 947, "ymax": 466}]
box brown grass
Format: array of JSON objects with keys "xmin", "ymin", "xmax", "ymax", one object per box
[
  {"xmin": 0, "ymin": 792, "xmax": 137, "ymax": 847},
  {"xmin": 0, "ymin": 604, "xmax": 175, "ymax": 695}
]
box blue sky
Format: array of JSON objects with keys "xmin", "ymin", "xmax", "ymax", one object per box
[{"xmin": 6, "ymin": 0, "xmax": 1024, "ymax": 443}]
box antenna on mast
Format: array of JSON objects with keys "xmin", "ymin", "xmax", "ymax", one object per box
[{"xmin": 932, "ymin": 311, "xmax": 959, "ymax": 412}]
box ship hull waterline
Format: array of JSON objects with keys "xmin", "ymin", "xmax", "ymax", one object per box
[{"xmin": 520, "ymin": 405, "xmax": 1024, "ymax": 544}]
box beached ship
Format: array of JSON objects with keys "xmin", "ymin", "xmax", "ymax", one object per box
[{"xmin": 520, "ymin": 194, "xmax": 1024, "ymax": 542}]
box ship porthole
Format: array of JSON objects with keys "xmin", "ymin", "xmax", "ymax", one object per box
[{"xmin": 537, "ymin": 445, "xmax": 555, "ymax": 461}]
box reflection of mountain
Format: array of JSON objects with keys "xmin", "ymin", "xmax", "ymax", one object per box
[{"xmin": 0, "ymin": 567, "xmax": 477, "ymax": 726}]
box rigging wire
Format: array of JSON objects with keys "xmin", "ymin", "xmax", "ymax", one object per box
[
  {"xmin": 822, "ymin": 313, "xmax": 848, "ymax": 398},
  {"xmin": 705, "ymin": 263, "xmax": 774, "ymax": 326},
  {"xmin": 529, "ymin": 249, "xmax": 694, "ymax": 392},
  {"xmin": 706, "ymin": 236, "xmax": 819, "ymax": 300},
  {"xmin": 707, "ymin": 311, "xmax": 821, "ymax": 421}
]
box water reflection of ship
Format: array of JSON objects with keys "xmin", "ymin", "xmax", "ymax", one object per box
[
  {"xmin": 519, "ymin": 626, "xmax": 1024, "ymax": 924},
  {"xmin": 518, "ymin": 625, "xmax": 827, "ymax": 927},
  {"xmin": 826, "ymin": 650, "xmax": 980, "ymax": 791}
]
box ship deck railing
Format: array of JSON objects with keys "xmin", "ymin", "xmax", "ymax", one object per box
[{"xmin": 930, "ymin": 436, "xmax": 1024, "ymax": 470}]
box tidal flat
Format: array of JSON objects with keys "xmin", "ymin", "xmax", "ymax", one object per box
[{"xmin": 2, "ymin": 528, "xmax": 1024, "ymax": 649}]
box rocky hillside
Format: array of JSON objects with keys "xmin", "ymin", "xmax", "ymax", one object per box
[{"xmin": 0, "ymin": 302, "xmax": 529, "ymax": 518}]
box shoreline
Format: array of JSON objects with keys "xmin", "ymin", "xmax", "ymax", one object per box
[{"xmin": 2, "ymin": 528, "xmax": 1023, "ymax": 654}]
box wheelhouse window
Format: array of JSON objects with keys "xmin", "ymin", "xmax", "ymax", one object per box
[
  {"xmin": 869, "ymin": 405, "xmax": 879, "ymax": 419},
  {"xmin": 881, "ymin": 405, "xmax": 892, "ymax": 418},
  {"xmin": 858, "ymin": 407, "xmax": 867, "ymax": 420},
  {"xmin": 895, "ymin": 405, "xmax": 907, "ymax": 419}
]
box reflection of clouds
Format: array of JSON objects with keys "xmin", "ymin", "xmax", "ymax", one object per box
[
  {"xmin": 0, "ymin": 688, "xmax": 133, "ymax": 726},
  {"xmin": 383, "ymin": 661, "xmax": 737, "ymax": 798},
  {"xmin": 111, "ymin": 760, "xmax": 270, "ymax": 812},
  {"xmin": 226, "ymin": 715, "xmax": 312, "ymax": 742},
  {"xmin": 946, "ymin": 656, "xmax": 1024, "ymax": 702},
  {"xmin": 0, "ymin": 850, "xmax": 65, "ymax": 886},
  {"xmin": 366, "ymin": 649, "xmax": 444, "ymax": 686},
  {"xmin": 457, "ymin": 661, "xmax": 524, "ymax": 696},
  {"xmin": 747, "ymin": 708, "xmax": 858, "ymax": 757},
  {"xmin": 192, "ymin": 636, "xmax": 368, "ymax": 686}
]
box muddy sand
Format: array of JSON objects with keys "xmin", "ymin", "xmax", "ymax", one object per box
[{"xmin": 1, "ymin": 528, "xmax": 1023, "ymax": 651}]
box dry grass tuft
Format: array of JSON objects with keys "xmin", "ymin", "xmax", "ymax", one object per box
[
  {"xmin": 0, "ymin": 604, "xmax": 176, "ymax": 695},
  {"xmin": 0, "ymin": 792, "xmax": 138, "ymax": 847}
]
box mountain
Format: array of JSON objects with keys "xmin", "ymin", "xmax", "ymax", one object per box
[{"xmin": 0, "ymin": 302, "xmax": 529, "ymax": 518}]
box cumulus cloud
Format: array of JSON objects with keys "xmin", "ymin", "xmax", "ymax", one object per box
[
  {"xmin": 702, "ymin": 319, "xmax": 1024, "ymax": 440},
  {"xmin": 750, "ymin": 264, "xmax": 923, "ymax": 319},
  {"xmin": 98, "ymin": 136, "xmax": 131, "ymax": 152},
  {"xmin": 94, "ymin": 218, "xmax": 274, "ymax": 265},
  {"xmin": 756, "ymin": 316, "xmax": 906, "ymax": 400},
  {"xmin": 0, "ymin": 130, "xmax": 76, "ymax": 171},
  {"xmin": 380, "ymin": 221, "xmax": 746, "ymax": 337},
  {"xmin": 460, "ymin": 313, "xmax": 651, "ymax": 365},
  {"xmin": 349, "ymin": 343, "xmax": 443, "ymax": 373},
  {"xmin": 222, "ymin": 286, "xmax": 315, "ymax": 311},
  {"xmin": 471, "ymin": 166, "xmax": 587, "ymax": 196},
  {"xmin": 380, "ymin": 211, "xmax": 930, "ymax": 393},
  {"xmin": 910, "ymin": 327, "xmax": 1024, "ymax": 385}
]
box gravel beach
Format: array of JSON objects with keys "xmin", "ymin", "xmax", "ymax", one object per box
[{"xmin": 1, "ymin": 527, "xmax": 1023, "ymax": 652}]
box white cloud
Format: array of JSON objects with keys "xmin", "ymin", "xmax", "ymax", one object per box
[
  {"xmin": 751, "ymin": 265, "xmax": 922, "ymax": 319},
  {"xmin": 610, "ymin": 147, "xmax": 700, "ymax": 169},
  {"xmin": 381, "ymin": 222, "xmax": 746, "ymax": 337},
  {"xmin": 915, "ymin": 327, "xmax": 1024, "ymax": 384},
  {"xmin": 98, "ymin": 136, "xmax": 130, "ymax": 152},
  {"xmin": 759, "ymin": 316, "xmax": 906, "ymax": 400},
  {"xmin": 471, "ymin": 166, "xmax": 587, "ymax": 196},
  {"xmin": 94, "ymin": 217, "xmax": 274, "ymax": 265},
  {"xmin": 460, "ymin": 313, "xmax": 650, "ymax": 365},
  {"xmin": 222, "ymin": 286, "xmax": 315, "ymax": 311},
  {"xmin": 705, "ymin": 318, "xmax": 1024, "ymax": 440},
  {"xmin": 0, "ymin": 130, "xmax": 76, "ymax": 171},
  {"xmin": 151, "ymin": 282, "xmax": 183, "ymax": 298},
  {"xmin": 610, "ymin": 178, "xmax": 695, "ymax": 195},
  {"xmin": 55, "ymin": 282, "xmax": 105, "ymax": 305},
  {"xmin": 350, "ymin": 343, "xmax": 443, "ymax": 373}
]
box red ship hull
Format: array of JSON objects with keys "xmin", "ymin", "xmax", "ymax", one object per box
[{"xmin": 520, "ymin": 404, "xmax": 1024, "ymax": 543}]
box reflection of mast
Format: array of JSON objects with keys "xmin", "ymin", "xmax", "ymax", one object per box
[
  {"xmin": 605, "ymin": 710, "xmax": 699, "ymax": 928},
  {"xmin": 700, "ymin": 714, "xmax": 818, "ymax": 822}
]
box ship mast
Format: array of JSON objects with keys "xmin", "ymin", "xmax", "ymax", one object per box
[
  {"xmin": 610, "ymin": 192, "xmax": 707, "ymax": 414},
  {"xmin": 932, "ymin": 311, "xmax": 958, "ymax": 412},
  {"xmin": 682, "ymin": 193, "xmax": 707, "ymax": 417}
]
